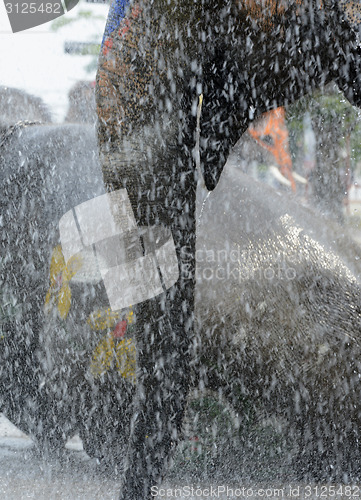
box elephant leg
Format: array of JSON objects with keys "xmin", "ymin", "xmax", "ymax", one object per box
[
  {"xmin": 95, "ymin": 1, "xmax": 280, "ymax": 496},
  {"xmin": 96, "ymin": 2, "xmax": 199, "ymax": 497}
]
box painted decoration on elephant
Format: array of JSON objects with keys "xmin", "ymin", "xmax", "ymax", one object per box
[
  {"xmin": 44, "ymin": 245, "xmax": 83, "ymax": 320},
  {"xmin": 101, "ymin": 0, "xmax": 142, "ymax": 55},
  {"xmin": 340, "ymin": 0, "xmax": 361, "ymax": 29},
  {"xmin": 45, "ymin": 244, "xmax": 136, "ymax": 382},
  {"xmin": 102, "ymin": 0, "xmax": 130, "ymax": 44},
  {"xmin": 243, "ymin": 0, "xmax": 303, "ymax": 26},
  {"xmin": 89, "ymin": 307, "xmax": 136, "ymax": 382}
]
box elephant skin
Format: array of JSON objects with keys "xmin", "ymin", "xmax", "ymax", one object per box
[
  {"xmin": 0, "ymin": 123, "xmax": 105, "ymax": 448},
  {"xmin": 95, "ymin": 0, "xmax": 361, "ymax": 497},
  {"xmin": 2, "ymin": 119, "xmax": 361, "ymax": 483}
]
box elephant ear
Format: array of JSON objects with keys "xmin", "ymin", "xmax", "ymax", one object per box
[{"xmin": 201, "ymin": 161, "xmax": 226, "ymax": 192}]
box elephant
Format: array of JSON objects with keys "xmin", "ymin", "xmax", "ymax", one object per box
[
  {"xmin": 0, "ymin": 122, "xmax": 109, "ymax": 450},
  {"xmin": 4, "ymin": 118, "xmax": 361, "ymax": 480},
  {"xmin": 93, "ymin": 0, "xmax": 361, "ymax": 497},
  {"xmin": 0, "ymin": 121, "xmax": 139, "ymax": 464},
  {"xmin": 3, "ymin": 108, "xmax": 361, "ymax": 491}
]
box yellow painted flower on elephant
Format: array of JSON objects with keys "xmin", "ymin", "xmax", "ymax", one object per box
[
  {"xmin": 87, "ymin": 307, "xmax": 121, "ymax": 331},
  {"xmin": 44, "ymin": 245, "xmax": 83, "ymax": 319},
  {"xmin": 126, "ymin": 307, "xmax": 134, "ymax": 324},
  {"xmin": 90, "ymin": 333, "xmax": 136, "ymax": 383},
  {"xmin": 87, "ymin": 306, "xmax": 134, "ymax": 330}
]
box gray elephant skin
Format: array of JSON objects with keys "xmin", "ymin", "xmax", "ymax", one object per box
[
  {"xmin": 95, "ymin": 0, "xmax": 361, "ymax": 496},
  {"xmin": 3, "ymin": 118, "xmax": 361, "ymax": 488},
  {"xmin": 0, "ymin": 123, "xmax": 106, "ymax": 450}
]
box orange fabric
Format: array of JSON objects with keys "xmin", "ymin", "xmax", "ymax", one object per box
[{"xmin": 249, "ymin": 107, "xmax": 296, "ymax": 191}]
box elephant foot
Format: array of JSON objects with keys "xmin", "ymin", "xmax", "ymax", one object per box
[
  {"xmin": 80, "ymin": 434, "xmax": 126, "ymax": 477},
  {"xmin": 77, "ymin": 370, "xmax": 135, "ymax": 476}
]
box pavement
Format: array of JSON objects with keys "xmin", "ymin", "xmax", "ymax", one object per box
[
  {"xmin": 0, "ymin": 414, "xmax": 359, "ymax": 500},
  {"xmin": 0, "ymin": 413, "xmax": 122, "ymax": 499}
]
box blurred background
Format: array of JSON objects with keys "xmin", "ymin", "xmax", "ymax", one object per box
[{"xmin": 0, "ymin": 0, "xmax": 108, "ymax": 121}]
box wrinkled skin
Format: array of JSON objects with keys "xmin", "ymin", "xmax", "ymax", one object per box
[{"xmin": 96, "ymin": 0, "xmax": 361, "ymax": 497}]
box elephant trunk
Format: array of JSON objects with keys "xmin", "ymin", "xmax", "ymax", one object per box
[{"xmin": 95, "ymin": 6, "xmax": 199, "ymax": 492}]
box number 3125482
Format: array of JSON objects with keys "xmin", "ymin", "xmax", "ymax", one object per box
[{"xmin": 5, "ymin": 3, "xmax": 61, "ymax": 14}]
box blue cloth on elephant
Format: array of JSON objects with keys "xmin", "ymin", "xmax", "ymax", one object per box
[{"xmin": 101, "ymin": 0, "xmax": 130, "ymax": 46}]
